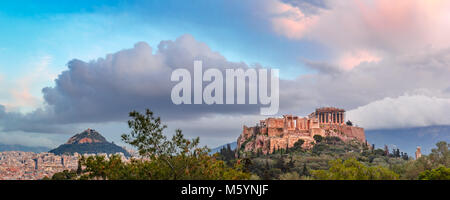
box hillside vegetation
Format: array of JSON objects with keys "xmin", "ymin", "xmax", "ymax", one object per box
[{"xmin": 218, "ymin": 135, "xmax": 449, "ymax": 180}]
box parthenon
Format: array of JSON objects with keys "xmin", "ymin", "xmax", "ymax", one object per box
[{"xmin": 310, "ymin": 107, "xmax": 346, "ymax": 125}]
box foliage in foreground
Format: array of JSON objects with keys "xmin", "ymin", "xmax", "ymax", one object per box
[
  {"xmin": 79, "ymin": 153, "xmax": 248, "ymax": 180},
  {"xmin": 418, "ymin": 166, "xmax": 450, "ymax": 180},
  {"xmin": 57, "ymin": 109, "xmax": 250, "ymax": 180},
  {"xmin": 311, "ymin": 158, "xmax": 399, "ymax": 180},
  {"xmin": 401, "ymin": 141, "xmax": 449, "ymax": 180}
]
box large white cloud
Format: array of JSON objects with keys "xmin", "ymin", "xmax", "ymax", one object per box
[{"xmin": 347, "ymin": 95, "xmax": 450, "ymax": 130}]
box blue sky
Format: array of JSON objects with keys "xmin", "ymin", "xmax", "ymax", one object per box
[
  {"xmin": 0, "ymin": 0, "xmax": 325, "ymax": 84},
  {"xmin": 1, "ymin": 0, "xmax": 449, "ymax": 152}
]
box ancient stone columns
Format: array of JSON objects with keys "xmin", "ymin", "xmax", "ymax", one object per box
[{"xmin": 315, "ymin": 108, "xmax": 345, "ymax": 125}]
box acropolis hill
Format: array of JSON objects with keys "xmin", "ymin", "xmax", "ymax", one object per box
[{"xmin": 236, "ymin": 107, "xmax": 366, "ymax": 156}]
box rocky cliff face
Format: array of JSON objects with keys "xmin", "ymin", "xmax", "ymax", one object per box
[
  {"xmin": 236, "ymin": 114, "xmax": 366, "ymax": 157},
  {"xmin": 65, "ymin": 128, "xmax": 107, "ymax": 144}
]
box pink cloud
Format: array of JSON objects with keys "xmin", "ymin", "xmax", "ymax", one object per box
[
  {"xmin": 338, "ymin": 50, "xmax": 381, "ymax": 70},
  {"xmin": 0, "ymin": 56, "xmax": 56, "ymax": 113},
  {"xmin": 351, "ymin": 0, "xmax": 450, "ymax": 51},
  {"xmin": 268, "ymin": 1, "xmax": 319, "ymax": 39},
  {"xmin": 266, "ymin": 0, "xmax": 450, "ymax": 69}
]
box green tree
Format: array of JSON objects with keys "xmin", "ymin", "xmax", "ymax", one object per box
[
  {"xmin": 313, "ymin": 135, "xmax": 323, "ymax": 143},
  {"xmin": 279, "ymin": 172, "xmax": 300, "ymax": 180},
  {"xmin": 428, "ymin": 141, "xmax": 449, "ymax": 167},
  {"xmin": 311, "ymin": 158, "xmax": 399, "ymax": 180},
  {"xmin": 418, "ymin": 166, "xmax": 450, "ymax": 180},
  {"xmin": 262, "ymin": 160, "xmax": 272, "ymax": 180},
  {"xmin": 402, "ymin": 141, "xmax": 449, "ymax": 179},
  {"xmin": 287, "ymin": 156, "xmax": 295, "ymax": 169},
  {"xmin": 292, "ymin": 139, "xmax": 304, "ymax": 151},
  {"xmin": 51, "ymin": 170, "xmax": 78, "ymax": 180},
  {"xmin": 76, "ymin": 160, "xmax": 82, "ymax": 175},
  {"xmin": 346, "ymin": 120, "xmax": 353, "ymax": 126},
  {"xmin": 275, "ymin": 156, "xmax": 287, "ymax": 173},
  {"xmin": 79, "ymin": 109, "xmax": 250, "ymax": 180},
  {"xmin": 301, "ymin": 163, "xmax": 310, "ymax": 176}
]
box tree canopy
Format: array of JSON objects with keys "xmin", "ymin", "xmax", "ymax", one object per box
[
  {"xmin": 78, "ymin": 109, "xmax": 250, "ymax": 180},
  {"xmin": 311, "ymin": 158, "xmax": 399, "ymax": 180}
]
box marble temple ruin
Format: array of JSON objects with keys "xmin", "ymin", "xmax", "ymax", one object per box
[{"xmin": 236, "ymin": 107, "xmax": 366, "ymax": 155}]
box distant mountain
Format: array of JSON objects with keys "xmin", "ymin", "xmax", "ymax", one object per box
[
  {"xmin": 0, "ymin": 144, "xmax": 50, "ymax": 153},
  {"xmin": 49, "ymin": 129, "xmax": 130, "ymax": 157},
  {"xmin": 366, "ymin": 125, "xmax": 450, "ymax": 156},
  {"xmin": 210, "ymin": 142, "xmax": 237, "ymax": 154}
]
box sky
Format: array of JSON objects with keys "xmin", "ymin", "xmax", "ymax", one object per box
[{"xmin": 1, "ymin": 0, "xmax": 450, "ymax": 149}]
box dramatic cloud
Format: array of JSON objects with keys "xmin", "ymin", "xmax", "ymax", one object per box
[
  {"xmin": 261, "ymin": 0, "xmax": 450, "ymax": 128},
  {"xmin": 267, "ymin": 0, "xmax": 319, "ymax": 39},
  {"xmin": 0, "ymin": 35, "xmax": 269, "ymax": 133},
  {"xmin": 267, "ymin": 0, "xmax": 450, "ymax": 69},
  {"xmin": 278, "ymin": 48, "xmax": 450, "ymax": 126}
]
